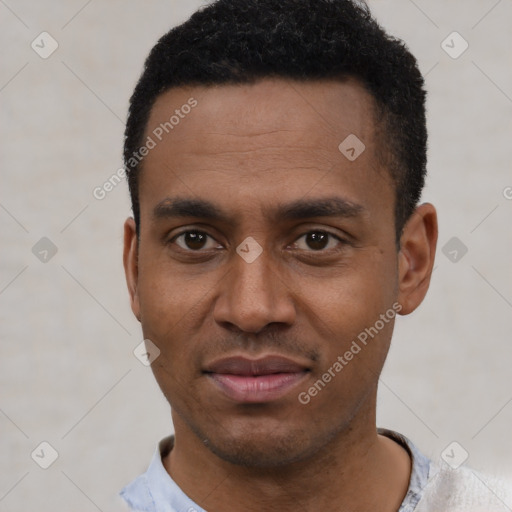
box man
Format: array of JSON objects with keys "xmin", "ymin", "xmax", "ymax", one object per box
[{"xmin": 120, "ymin": 1, "xmax": 511, "ymax": 510}]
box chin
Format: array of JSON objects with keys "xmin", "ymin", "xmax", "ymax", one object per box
[
  {"xmin": 199, "ymin": 419, "xmax": 327, "ymax": 468},
  {"xmin": 206, "ymin": 437, "xmax": 307, "ymax": 468}
]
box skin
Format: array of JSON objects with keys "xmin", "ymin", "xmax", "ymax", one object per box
[{"xmin": 123, "ymin": 78, "xmax": 438, "ymax": 511}]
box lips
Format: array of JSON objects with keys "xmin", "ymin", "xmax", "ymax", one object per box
[
  {"xmin": 204, "ymin": 355, "xmax": 310, "ymax": 403},
  {"xmin": 205, "ymin": 356, "xmax": 308, "ymax": 376}
]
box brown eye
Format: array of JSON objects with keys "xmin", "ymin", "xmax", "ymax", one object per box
[
  {"xmin": 184, "ymin": 232, "xmax": 207, "ymax": 250},
  {"xmin": 293, "ymin": 231, "xmax": 343, "ymax": 252},
  {"xmin": 173, "ymin": 231, "xmax": 219, "ymax": 251},
  {"xmin": 305, "ymin": 232, "xmax": 329, "ymax": 250}
]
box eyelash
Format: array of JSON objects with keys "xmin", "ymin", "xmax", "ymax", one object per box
[{"xmin": 168, "ymin": 229, "xmax": 347, "ymax": 254}]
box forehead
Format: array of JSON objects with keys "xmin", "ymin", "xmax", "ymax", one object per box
[
  {"xmin": 139, "ymin": 78, "xmax": 392, "ymax": 222},
  {"xmin": 146, "ymin": 77, "xmax": 376, "ymax": 151}
]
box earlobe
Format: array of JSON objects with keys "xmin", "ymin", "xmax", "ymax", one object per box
[
  {"xmin": 397, "ymin": 203, "xmax": 438, "ymax": 315},
  {"xmin": 123, "ymin": 217, "xmax": 141, "ymax": 322}
]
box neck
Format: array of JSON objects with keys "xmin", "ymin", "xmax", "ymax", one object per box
[{"xmin": 164, "ymin": 399, "xmax": 411, "ymax": 512}]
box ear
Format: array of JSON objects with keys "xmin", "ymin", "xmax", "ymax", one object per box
[
  {"xmin": 123, "ymin": 217, "xmax": 141, "ymax": 322},
  {"xmin": 397, "ymin": 203, "xmax": 438, "ymax": 315}
]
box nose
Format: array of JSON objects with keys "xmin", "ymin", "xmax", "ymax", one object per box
[{"xmin": 213, "ymin": 244, "xmax": 296, "ymax": 334}]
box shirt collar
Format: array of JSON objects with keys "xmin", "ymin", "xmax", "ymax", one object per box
[
  {"xmin": 378, "ymin": 428, "xmax": 431, "ymax": 512},
  {"xmin": 121, "ymin": 429, "xmax": 431, "ymax": 512},
  {"xmin": 121, "ymin": 436, "xmax": 207, "ymax": 512}
]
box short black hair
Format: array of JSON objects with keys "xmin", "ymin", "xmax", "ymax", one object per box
[{"xmin": 124, "ymin": 0, "xmax": 427, "ymax": 241}]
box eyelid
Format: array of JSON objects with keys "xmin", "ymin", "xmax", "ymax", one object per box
[
  {"xmin": 168, "ymin": 228, "xmax": 224, "ymax": 251},
  {"xmin": 166, "ymin": 224, "xmax": 221, "ymax": 241}
]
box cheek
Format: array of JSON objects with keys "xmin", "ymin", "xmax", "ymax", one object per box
[
  {"xmin": 302, "ymin": 250, "xmax": 398, "ymax": 336},
  {"xmin": 298, "ymin": 280, "xmax": 397, "ymax": 415},
  {"xmin": 136, "ymin": 261, "xmax": 212, "ymax": 398},
  {"xmin": 136, "ymin": 252, "xmax": 215, "ymax": 345}
]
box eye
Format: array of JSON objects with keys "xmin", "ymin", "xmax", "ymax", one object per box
[
  {"xmin": 292, "ymin": 231, "xmax": 343, "ymax": 251},
  {"xmin": 172, "ymin": 230, "xmax": 221, "ymax": 251}
]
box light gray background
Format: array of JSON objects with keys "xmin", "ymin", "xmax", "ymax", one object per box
[{"xmin": 1, "ymin": 1, "xmax": 511, "ymax": 510}]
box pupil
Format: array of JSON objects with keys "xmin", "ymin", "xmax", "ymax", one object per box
[
  {"xmin": 307, "ymin": 232, "xmax": 328, "ymax": 250},
  {"xmin": 185, "ymin": 232, "xmax": 206, "ymax": 250}
]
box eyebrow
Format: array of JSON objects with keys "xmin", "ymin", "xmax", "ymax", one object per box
[
  {"xmin": 277, "ymin": 197, "xmax": 365, "ymax": 221},
  {"xmin": 152, "ymin": 196, "xmax": 365, "ymax": 223},
  {"xmin": 153, "ymin": 197, "xmax": 228, "ymax": 222}
]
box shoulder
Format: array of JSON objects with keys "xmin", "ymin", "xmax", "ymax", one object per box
[
  {"xmin": 119, "ymin": 436, "xmax": 175, "ymax": 512},
  {"xmin": 120, "ymin": 473, "xmax": 155, "ymax": 512},
  {"xmin": 416, "ymin": 461, "xmax": 512, "ymax": 512}
]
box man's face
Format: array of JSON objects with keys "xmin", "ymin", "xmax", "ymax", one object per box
[{"xmin": 126, "ymin": 78, "xmax": 403, "ymax": 467}]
